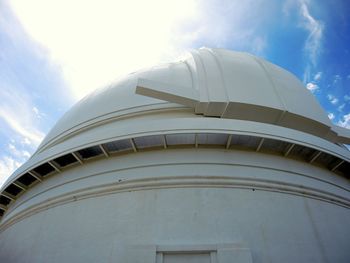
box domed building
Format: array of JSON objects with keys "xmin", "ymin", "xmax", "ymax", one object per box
[{"xmin": 0, "ymin": 48, "xmax": 349, "ymax": 262}]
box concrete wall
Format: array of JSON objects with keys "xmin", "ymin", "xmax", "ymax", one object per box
[{"xmin": 0, "ymin": 149, "xmax": 349, "ymax": 263}]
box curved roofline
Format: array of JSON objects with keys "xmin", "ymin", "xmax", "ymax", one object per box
[
  {"xmin": 6, "ymin": 118, "xmax": 350, "ymax": 183},
  {"xmin": 1, "ymin": 118, "xmax": 349, "ymax": 221},
  {"xmin": 33, "ymin": 48, "xmax": 350, "ymax": 154}
]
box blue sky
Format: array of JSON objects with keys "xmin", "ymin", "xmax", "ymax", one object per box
[{"xmin": 0, "ymin": 0, "xmax": 349, "ymax": 186}]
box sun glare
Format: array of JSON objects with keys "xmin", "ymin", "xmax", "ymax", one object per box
[{"xmin": 10, "ymin": 0, "xmax": 198, "ymax": 99}]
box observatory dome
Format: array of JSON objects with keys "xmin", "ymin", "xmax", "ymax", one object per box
[
  {"xmin": 34, "ymin": 48, "xmax": 344, "ymax": 152},
  {"xmin": 0, "ymin": 48, "xmax": 349, "ymax": 263}
]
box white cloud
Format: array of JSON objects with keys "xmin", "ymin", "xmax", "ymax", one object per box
[
  {"xmin": 0, "ymin": 156, "xmax": 22, "ymax": 188},
  {"xmin": 0, "ymin": 141, "xmax": 33, "ymax": 187},
  {"xmin": 328, "ymin": 112, "xmax": 335, "ymax": 120},
  {"xmin": 21, "ymin": 137, "xmax": 32, "ymax": 145},
  {"xmin": 0, "ymin": 106, "xmax": 43, "ymax": 191},
  {"xmin": 337, "ymin": 103, "xmax": 345, "ymax": 112},
  {"xmin": 344, "ymin": 95, "xmax": 350, "ymax": 101},
  {"xmin": 333, "ymin": 74, "xmax": 341, "ymax": 84},
  {"xmin": 32, "ymin": 106, "xmax": 39, "ymax": 115},
  {"xmin": 8, "ymin": 144, "xmax": 31, "ymax": 160},
  {"xmin": 298, "ymin": 0, "xmax": 323, "ymax": 65},
  {"xmin": 0, "ymin": 77, "xmax": 45, "ymax": 147},
  {"xmin": 9, "ymin": 0, "xmax": 198, "ymax": 100},
  {"xmin": 32, "ymin": 106, "xmax": 46, "ymax": 119},
  {"xmin": 338, "ymin": 113, "xmax": 350, "ymax": 129},
  {"xmin": 0, "ymin": 108, "xmax": 44, "ymax": 146},
  {"xmin": 251, "ymin": 36, "xmax": 267, "ymax": 55},
  {"xmin": 8, "ymin": 0, "xmax": 275, "ymax": 100},
  {"xmin": 306, "ymin": 82, "xmax": 319, "ymax": 92},
  {"xmin": 314, "ymin": 71, "xmax": 322, "ymax": 81},
  {"xmin": 296, "ymin": 1, "xmax": 323, "ymax": 85},
  {"xmin": 0, "ymin": 142, "xmax": 32, "ymax": 187},
  {"xmin": 327, "ymin": 94, "xmax": 338, "ymax": 105}
]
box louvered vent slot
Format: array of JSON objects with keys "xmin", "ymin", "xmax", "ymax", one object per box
[
  {"xmin": 34, "ymin": 163, "xmax": 55, "ymax": 176},
  {"xmin": 134, "ymin": 135, "xmax": 163, "ymax": 149},
  {"xmin": 4, "ymin": 184, "xmax": 22, "ymax": 196},
  {"xmin": 0, "ymin": 195, "xmax": 11, "ymax": 206},
  {"xmin": 261, "ymin": 138, "xmax": 290, "ymax": 154},
  {"xmin": 166, "ymin": 134, "xmax": 195, "ymax": 146},
  {"xmin": 54, "ymin": 153, "xmax": 78, "ymax": 167},
  {"xmin": 104, "ymin": 139, "xmax": 132, "ymax": 152},
  {"xmin": 78, "ymin": 146, "xmax": 103, "ymax": 159},
  {"xmin": 231, "ymin": 135, "xmax": 260, "ymax": 150},
  {"xmin": 17, "ymin": 173, "xmax": 37, "ymax": 186},
  {"xmin": 337, "ymin": 162, "xmax": 350, "ymax": 177},
  {"xmin": 289, "ymin": 144, "xmax": 315, "ymax": 161},
  {"xmin": 197, "ymin": 133, "xmax": 228, "ymax": 146}
]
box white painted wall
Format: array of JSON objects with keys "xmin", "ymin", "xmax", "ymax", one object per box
[{"xmin": 0, "ymin": 149, "xmax": 349, "ymax": 262}]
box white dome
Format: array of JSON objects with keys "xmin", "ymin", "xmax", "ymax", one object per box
[
  {"xmin": 2, "ymin": 46, "xmax": 350, "ymax": 195},
  {"xmin": 37, "ymin": 48, "xmax": 345, "ymax": 154},
  {"xmin": 1, "ymin": 48, "xmax": 350, "ymax": 263}
]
